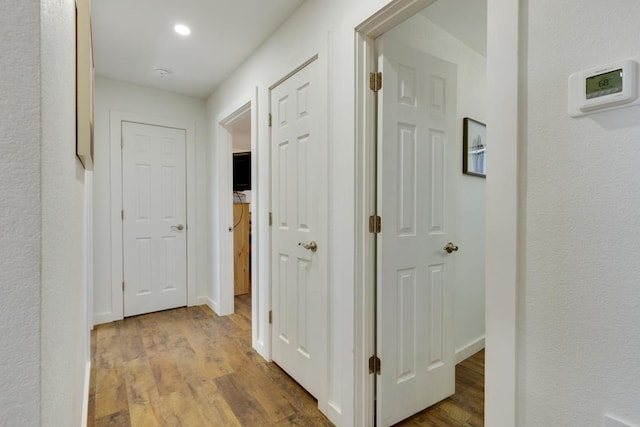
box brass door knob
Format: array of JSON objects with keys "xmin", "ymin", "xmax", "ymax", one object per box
[
  {"xmin": 298, "ymin": 241, "xmax": 318, "ymax": 252},
  {"xmin": 443, "ymin": 242, "xmax": 459, "ymax": 253},
  {"xmin": 172, "ymin": 224, "xmax": 185, "ymax": 231}
]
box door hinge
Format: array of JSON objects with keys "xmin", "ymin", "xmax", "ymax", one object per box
[
  {"xmin": 369, "ymin": 355, "xmax": 381, "ymax": 375},
  {"xmin": 369, "ymin": 71, "xmax": 382, "ymax": 92},
  {"xmin": 269, "ymin": 310, "xmax": 273, "ymax": 324},
  {"xmin": 122, "ymin": 281, "xmax": 125, "ymax": 291},
  {"xmin": 121, "ymin": 210, "xmax": 124, "ymax": 221},
  {"xmin": 268, "ymin": 113, "xmax": 272, "ymax": 127},
  {"xmin": 369, "ymin": 215, "xmax": 382, "ymax": 233},
  {"xmin": 269, "ymin": 212, "xmax": 273, "ymax": 226}
]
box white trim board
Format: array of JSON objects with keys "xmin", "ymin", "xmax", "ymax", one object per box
[
  {"xmin": 99, "ymin": 110, "xmax": 197, "ymax": 324},
  {"xmin": 81, "ymin": 361, "xmax": 91, "ymax": 427},
  {"xmin": 456, "ymin": 336, "xmax": 486, "ymax": 365},
  {"xmin": 197, "ymin": 295, "xmax": 216, "ymax": 313}
]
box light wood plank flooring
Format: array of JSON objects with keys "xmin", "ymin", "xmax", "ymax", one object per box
[
  {"xmin": 395, "ymin": 350, "xmax": 484, "ymax": 426},
  {"xmin": 87, "ymin": 295, "xmax": 333, "ymax": 426},
  {"xmin": 88, "ymin": 296, "xmax": 484, "ymax": 426}
]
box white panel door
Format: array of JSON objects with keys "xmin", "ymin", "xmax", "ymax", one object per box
[
  {"xmin": 122, "ymin": 121, "xmax": 187, "ymax": 317},
  {"xmin": 271, "ymin": 58, "xmax": 328, "ymax": 400},
  {"xmin": 376, "ymin": 35, "xmax": 458, "ymax": 426}
]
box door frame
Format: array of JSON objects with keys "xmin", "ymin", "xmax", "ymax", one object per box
[
  {"xmin": 213, "ymin": 89, "xmax": 269, "ymax": 358},
  {"xmin": 108, "ymin": 110, "xmax": 197, "ymax": 321},
  {"xmin": 354, "ymin": 0, "xmax": 520, "ymax": 425}
]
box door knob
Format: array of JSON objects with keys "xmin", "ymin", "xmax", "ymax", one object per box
[
  {"xmin": 443, "ymin": 242, "xmax": 459, "ymax": 253},
  {"xmin": 172, "ymin": 224, "xmax": 184, "ymax": 231},
  {"xmin": 298, "ymin": 241, "xmax": 318, "ymax": 252}
]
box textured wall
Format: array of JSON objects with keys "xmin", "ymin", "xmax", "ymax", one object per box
[
  {"xmin": 40, "ymin": 0, "xmax": 89, "ymax": 425},
  {"xmin": 0, "ymin": 0, "xmax": 42, "ymax": 425},
  {"xmin": 524, "ymin": 0, "xmax": 640, "ymax": 425}
]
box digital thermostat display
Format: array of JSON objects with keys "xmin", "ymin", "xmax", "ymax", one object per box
[
  {"xmin": 586, "ymin": 69, "xmax": 623, "ymax": 99},
  {"xmin": 569, "ymin": 58, "xmax": 639, "ymax": 117}
]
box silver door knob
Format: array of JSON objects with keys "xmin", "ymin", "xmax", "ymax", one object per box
[
  {"xmin": 172, "ymin": 224, "xmax": 184, "ymax": 231},
  {"xmin": 298, "ymin": 241, "xmax": 318, "ymax": 252},
  {"xmin": 443, "ymin": 242, "xmax": 459, "ymax": 253}
]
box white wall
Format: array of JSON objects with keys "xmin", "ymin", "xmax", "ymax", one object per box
[
  {"xmin": 522, "ymin": 0, "xmax": 640, "ymax": 425},
  {"xmin": 385, "ymin": 12, "xmax": 486, "ymax": 361},
  {"xmin": 206, "ymin": 0, "xmax": 438, "ymax": 424},
  {"xmin": 0, "ymin": 1, "xmax": 42, "ymax": 425},
  {"xmin": 93, "ymin": 77, "xmax": 209, "ymax": 323},
  {"xmin": 41, "ymin": 0, "xmax": 90, "ymax": 425}
]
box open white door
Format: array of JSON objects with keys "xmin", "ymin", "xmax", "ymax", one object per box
[
  {"xmin": 270, "ymin": 57, "xmax": 328, "ymax": 400},
  {"xmin": 376, "ymin": 34, "xmax": 458, "ymax": 426},
  {"xmin": 122, "ymin": 121, "xmax": 187, "ymax": 317}
]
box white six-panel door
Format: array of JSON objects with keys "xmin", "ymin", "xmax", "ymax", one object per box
[
  {"xmin": 376, "ymin": 35, "xmax": 458, "ymax": 426},
  {"xmin": 122, "ymin": 121, "xmax": 187, "ymax": 317},
  {"xmin": 270, "ymin": 58, "xmax": 328, "ymax": 400}
]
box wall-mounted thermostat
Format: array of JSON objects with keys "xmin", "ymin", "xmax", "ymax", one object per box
[{"xmin": 568, "ymin": 58, "xmax": 640, "ymax": 117}]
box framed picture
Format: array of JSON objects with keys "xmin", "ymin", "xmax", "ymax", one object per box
[
  {"xmin": 463, "ymin": 117, "xmax": 486, "ymax": 177},
  {"xmin": 76, "ymin": 0, "xmax": 94, "ymax": 170}
]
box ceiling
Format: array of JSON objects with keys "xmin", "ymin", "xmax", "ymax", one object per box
[
  {"xmin": 92, "ymin": 0, "xmax": 306, "ymax": 99},
  {"xmin": 91, "ymin": 0, "xmax": 485, "ymax": 101},
  {"xmin": 422, "ymin": 0, "xmax": 487, "ymax": 56}
]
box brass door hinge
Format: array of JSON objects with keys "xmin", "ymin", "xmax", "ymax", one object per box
[
  {"xmin": 269, "ymin": 212, "xmax": 273, "ymax": 226},
  {"xmin": 369, "ymin": 355, "xmax": 381, "ymax": 375},
  {"xmin": 122, "ymin": 281, "xmax": 125, "ymax": 291},
  {"xmin": 269, "ymin": 113, "xmax": 272, "ymax": 127},
  {"xmin": 369, "ymin": 71, "xmax": 382, "ymax": 92},
  {"xmin": 269, "ymin": 310, "xmax": 273, "ymax": 324},
  {"xmin": 369, "ymin": 215, "xmax": 382, "ymax": 233}
]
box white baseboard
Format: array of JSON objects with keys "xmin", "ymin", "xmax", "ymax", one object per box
[
  {"xmin": 81, "ymin": 361, "xmax": 91, "ymax": 427},
  {"xmin": 253, "ymin": 339, "xmax": 269, "ymax": 361},
  {"xmin": 93, "ymin": 311, "xmax": 120, "ymax": 326},
  {"xmin": 196, "ymin": 295, "xmax": 209, "ymax": 306},
  {"xmin": 455, "ymin": 336, "xmax": 485, "ymax": 364},
  {"xmin": 197, "ymin": 296, "xmax": 218, "ymax": 313},
  {"xmin": 327, "ymin": 401, "xmax": 342, "ymax": 426}
]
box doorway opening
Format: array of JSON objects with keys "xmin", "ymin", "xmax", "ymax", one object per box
[
  {"xmin": 217, "ymin": 102, "xmax": 253, "ymax": 314},
  {"xmin": 355, "ymin": 1, "xmax": 487, "ymax": 425},
  {"xmin": 227, "ymin": 109, "xmax": 253, "ymax": 309},
  {"xmin": 215, "ymin": 90, "xmax": 269, "ymax": 360}
]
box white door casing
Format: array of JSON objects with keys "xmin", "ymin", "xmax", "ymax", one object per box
[
  {"xmin": 376, "ymin": 35, "xmax": 457, "ymax": 426},
  {"xmin": 270, "ymin": 57, "xmax": 328, "ymax": 401},
  {"xmin": 122, "ymin": 121, "xmax": 187, "ymax": 317}
]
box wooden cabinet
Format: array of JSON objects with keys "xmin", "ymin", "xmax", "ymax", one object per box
[{"xmin": 233, "ymin": 203, "xmax": 251, "ymax": 295}]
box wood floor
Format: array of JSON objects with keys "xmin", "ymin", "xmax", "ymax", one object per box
[
  {"xmin": 87, "ymin": 295, "xmax": 332, "ymax": 426},
  {"xmin": 88, "ymin": 296, "xmax": 484, "ymax": 426},
  {"xmin": 394, "ymin": 350, "xmax": 484, "ymax": 426}
]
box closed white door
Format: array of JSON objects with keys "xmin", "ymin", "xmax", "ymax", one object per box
[
  {"xmin": 270, "ymin": 58, "xmax": 328, "ymax": 400},
  {"xmin": 376, "ymin": 34, "xmax": 458, "ymax": 426},
  {"xmin": 122, "ymin": 121, "xmax": 187, "ymax": 317}
]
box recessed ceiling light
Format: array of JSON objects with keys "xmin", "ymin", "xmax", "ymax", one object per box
[{"xmin": 174, "ymin": 24, "xmax": 191, "ymax": 36}]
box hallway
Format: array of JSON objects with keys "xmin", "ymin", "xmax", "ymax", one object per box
[
  {"xmin": 88, "ymin": 295, "xmax": 484, "ymax": 426},
  {"xmin": 87, "ymin": 296, "xmax": 333, "ymax": 426}
]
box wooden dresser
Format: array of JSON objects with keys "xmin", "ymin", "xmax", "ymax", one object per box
[{"xmin": 233, "ymin": 203, "xmax": 251, "ymax": 295}]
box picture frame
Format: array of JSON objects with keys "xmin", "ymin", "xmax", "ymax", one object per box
[
  {"xmin": 76, "ymin": 0, "xmax": 94, "ymax": 170},
  {"xmin": 463, "ymin": 117, "xmax": 486, "ymax": 177}
]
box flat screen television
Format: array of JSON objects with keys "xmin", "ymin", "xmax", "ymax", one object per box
[{"xmin": 233, "ymin": 152, "xmax": 251, "ymax": 191}]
